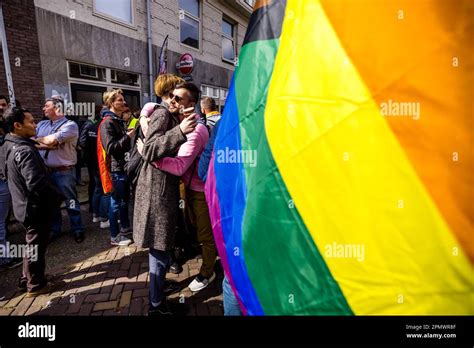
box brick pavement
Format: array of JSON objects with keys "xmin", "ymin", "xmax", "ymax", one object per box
[{"xmin": 0, "ymin": 206, "xmax": 224, "ymax": 316}]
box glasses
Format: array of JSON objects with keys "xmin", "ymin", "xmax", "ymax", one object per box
[{"xmin": 169, "ymin": 93, "xmax": 183, "ymax": 103}]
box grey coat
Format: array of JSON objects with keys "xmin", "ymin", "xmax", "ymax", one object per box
[{"xmin": 133, "ymin": 107, "xmax": 186, "ymax": 251}]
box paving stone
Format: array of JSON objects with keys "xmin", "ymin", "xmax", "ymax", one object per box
[
  {"xmin": 109, "ymin": 284, "xmax": 124, "ymax": 300},
  {"xmin": 0, "ymin": 308, "xmax": 14, "ymax": 316},
  {"xmin": 11, "ymin": 296, "xmax": 34, "ymax": 316},
  {"xmin": 132, "ymin": 288, "xmax": 148, "ymax": 298},
  {"xmin": 78, "ymin": 303, "xmax": 94, "ymax": 315},
  {"xmin": 6, "ymin": 293, "xmax": 26, "ymax": 308},
  {"xmin": 85, "ymin": 293, "xmax": 110, "ymax": 303},
  {"xmin": 93, "ymin": 300, "xmax": 118, "ymax": 312},
  {"xmin": 129, "ymin": 297, "xmax": 143, "ymax": 316},
  {"xmin": 119, "ymin": 290, "xmax": 132, "ymax": 308}
]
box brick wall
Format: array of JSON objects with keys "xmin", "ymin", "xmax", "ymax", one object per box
[{"xmin": 0, "ymin": 0, "xmax": 45, "ymax": 118}]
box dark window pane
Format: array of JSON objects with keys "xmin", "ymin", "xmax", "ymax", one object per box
[
  {"xmin": 222, "ymin": 19, "xmax": 233, "ymax": 37},
  {"xmin": 69, "ymin": 62, "xmax": 106, "ymax": 82},
  {"xmin": 179, "ymin": 0, "xmax": 199, "ymax": 17},
  {"xmin": 111, "ymin": 69, "xmax": 140, "ymax": 86},
  {"xmin": 222, "ymin": 36, "xmax": 235, "ymax": 61},
  {"xmin": 180, "ymin": 15, "xmax": 199, "ymax": 49}
]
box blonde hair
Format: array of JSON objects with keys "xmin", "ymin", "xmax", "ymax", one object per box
[
  {"xmin": 103, "ymin": 89, "xmax": 123, "ymax": 107},
  {"xmin": 154, "ymin": 74, "xmax": 185, "ymax": 98}
]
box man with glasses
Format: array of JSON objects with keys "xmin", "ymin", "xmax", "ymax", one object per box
[{"xmin": 152, "ymin": 83, "xmax": 217, "ymax": 293}]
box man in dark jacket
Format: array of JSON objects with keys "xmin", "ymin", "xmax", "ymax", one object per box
[
  {"xmin": 0, "ymin": 107, "xmax": 64, "ymax": 296},
  {"xmin": 97, "ymin": 89, "xmax": 134, "ymax": 246},
  {"xmin": 79, "ymin": 109, "xmax": 109, "ymax": 227}
]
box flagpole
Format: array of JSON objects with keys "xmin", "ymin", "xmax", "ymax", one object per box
[{"xmin": 158, "ymin": 35, "xmax": 169, "ymax": 75}]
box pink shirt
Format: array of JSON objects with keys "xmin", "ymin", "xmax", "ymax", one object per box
[{"xmin": 153, "ymin": 122, "xmax": 209, "ymax": 192}]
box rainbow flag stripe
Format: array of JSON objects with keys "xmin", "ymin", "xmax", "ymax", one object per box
[{"xmin": 205, "ymin": 0, "xmax": 473, "ymax": 315}]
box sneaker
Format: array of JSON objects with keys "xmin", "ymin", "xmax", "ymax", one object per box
[
  {"xmin": 120, "ymin": 227, "xmax": 132, "ymax": 236},
  {"xmin": 148, "ymin": 300, "xmax": 185, "ymax": 316},
  {"xmin": 17, "ymin": 279, "xmax": 27, "ymax": 292},
  {"xmin": 74, "ymin": 232, "xmax": 85, "ymax": 243},
  {"xmin": 25, "ymin": 280, "xmax": 66, "ymax": 298},
  {"xmin": 168, "ymin": 261, "xmax": 182, "ymax": 275},
  {"xmin": 110, "ymin": 234, "xmax": 132, "ymax": 246},
  {"xmin": 163, "ymin": 280, "xmax": 182, "ymax": 296},
  {"xmin": 100, "ymin": 220, "xmax": 110, "ymax": 229},
  {"xmin": 92, "ymin": 215, "xmax": 101, "ymax": 223},
  {"xmin": 188, "ymin": 272, "xmax": 216, "ymax": 292},
  {"xmin": 148, "ymin": 301, "xmax": 172, "ymax": 316}
]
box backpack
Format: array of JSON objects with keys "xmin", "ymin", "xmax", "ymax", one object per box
[{"xmin": 126, "ymin": 104, "xmax": 167, "ymax": 189}]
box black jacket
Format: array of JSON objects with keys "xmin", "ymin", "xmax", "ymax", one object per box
[
  {"xmin": 99, "ymin": 109, "xmax": 130, "ymax": 172},
  {"xmin": 0, "ymin": 134, "xmax": 62, "ymax": 222},
  {"xmin": 79, "ymin": 119, "xmax": 100, "ymax": 170}
]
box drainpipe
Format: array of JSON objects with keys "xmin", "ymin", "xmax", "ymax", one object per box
[
  {"xmin": 146, "ymin": 0, "xmax": 155, "ymax": 102},
  {"xmin": 0, "ymin": 5, "xmax": 16, "ymax": 106}
]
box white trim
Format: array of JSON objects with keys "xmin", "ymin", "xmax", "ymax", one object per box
[
  {"xmin": 67, "ymin": 60, "xmax": 141, "ymax": 89},
  {"xmin": 68, "ymin": 81, "xmax": 143, "ymax": 106},
  {"xmin": 92, "ymin": 0, "xmax": 136, "ymax": 29}
]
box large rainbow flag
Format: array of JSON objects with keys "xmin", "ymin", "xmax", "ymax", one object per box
[{"xmin": 204, "ymin": 0, "xmax": 473, "ymax": 315}]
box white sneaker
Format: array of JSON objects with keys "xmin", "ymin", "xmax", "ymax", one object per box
[
  {"xmin": 110, "ymin": 234, "xmax": 132, "ymax": 246},
  {"xmin": 188, "ymin": 272, "xmax": 216, "ymax": 292},
  {"xmin": 100, "ymin": 220, "xmax": 110, "ymax": 229},
  {"xmin": 92, "ymin": 216, "xmax": 100, "ymax": 223}
]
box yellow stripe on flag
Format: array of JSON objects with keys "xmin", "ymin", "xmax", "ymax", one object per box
[{"xmin": 265, "ymin": 0, "xmax": 473, "ymax": 314}]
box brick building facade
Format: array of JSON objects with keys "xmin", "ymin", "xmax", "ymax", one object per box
[{"xmin": 0, "ymin": 0, "xmax": 45, "ymax": 118}]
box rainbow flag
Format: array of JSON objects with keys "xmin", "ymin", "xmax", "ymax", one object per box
[{"xmin": 204, "ymin": 0, "xmax": 473, "ymax": 315}]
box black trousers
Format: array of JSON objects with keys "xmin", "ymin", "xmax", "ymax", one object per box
[{"xmin": 20, "ymin": 209, "xmax": 53, "ymax": 292}]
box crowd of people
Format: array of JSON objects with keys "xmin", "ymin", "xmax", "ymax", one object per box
[{"xmin": 0, "ymin": 74, "xmax": 242, "ymax": 316}]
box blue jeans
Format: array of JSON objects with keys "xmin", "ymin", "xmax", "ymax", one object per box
[
  {"xmin": 50, "ymin": 168, "xmax": 84, "ymax": 236},
  {"xmin": 109, "ymin": 172, "xmax": 130, "ymax": 238},
  {"xmin": 149, "ymin": 248, "xmax": 170, "ymax": 307},
  {"xmin": 223, "ymin": 276, "xmax": 242, "ymax": 316},
  {"xmin": 92, "ymin": 170, "xmax": 109, "ymax": 218},
  {"xmin": 0, "ymin": 180, "xmax": 11, "ymax": 266}
]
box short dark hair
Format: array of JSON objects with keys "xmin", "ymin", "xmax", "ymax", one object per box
[
  {"xmin": 175, "ymin": 83, "xmax": 200, "ymax": 104},
  {"xmin": 45, "ymin": 96, "xmax": 64, "ymax": 112},
  {"xmin": 3, "ymin": 107, "xmax": 31, "ymax": 133},
  {"xmin": 0, "ymin": 95, "xmax": 10, "ymax": 103}
]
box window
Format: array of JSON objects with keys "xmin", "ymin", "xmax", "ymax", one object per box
[
  {"xmin": 222, "ymin": 18, "xmax": 235, "ymax": 63},
  {"xmin": 201, "ymin": 84, "xmax": 229, "ymax": 113},
  {"xmin": 69, "ymin": 62, "xmax": 106, "ymax": 82},
  {"xmin": 68, "ymin": 61, "xmax": 142, "ymax": 108},
  {"xmin": 94, "ymin": 0, "xmax": 133, "ymax": 25},
  {"xmin": 179, "ymin": 0, "xmax": 200, "ymax": 49},
  {"xmin": 111, "ymin": 69, "xmax": 140, "ymax": 87}
]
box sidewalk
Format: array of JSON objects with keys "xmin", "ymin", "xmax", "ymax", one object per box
[{"xmin": 0, "ymin": 204, "xmax": 224, "ymax": 316}]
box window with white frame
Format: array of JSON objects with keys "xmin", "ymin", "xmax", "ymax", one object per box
[
  {"xmin": 179, "ymin": 0, "xmax": 200, "ymax": 49},
  {"xmin": 222, "ymin": 18, "xmax": 235, "ymax": 63},
  {"xmin": 68, "ymin": 62, "xmax": 141, "ymax": 88},
  {"xmin": 94, "ymin": 0, "xmax": 133, "ymax": 25}
]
